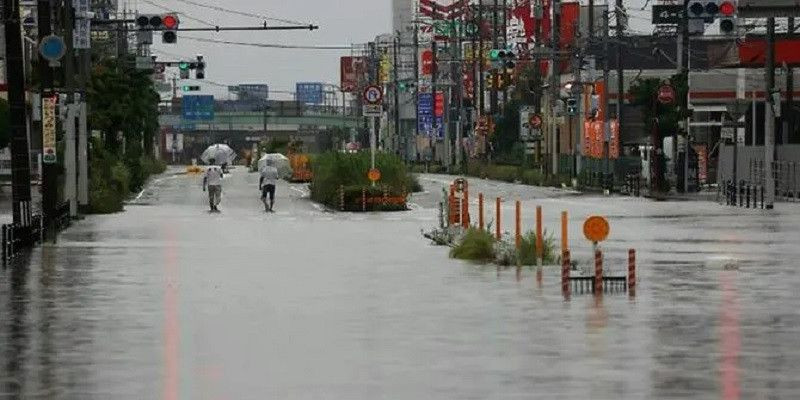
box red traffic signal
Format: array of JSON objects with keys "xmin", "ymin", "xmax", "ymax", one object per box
[
  {"xmin": 163, "ymin": 14, "xmax": 179, "ymax": 29},
  {"xmin": 719, "ymin": 1, "xmax": 735, "ymax": 16}
]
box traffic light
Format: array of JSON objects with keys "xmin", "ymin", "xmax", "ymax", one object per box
[
  {"xmin": 719, "ymin": 1, "xmax": 738, "ymax": 36},
  {"xmin": 136, "ymin": 14, "xmax": 179, "ymax": 44},
  {"xmin": 162, "ymin": 14, "xmax": 179, "ymax": 44},
  {"xmin": 687, "ymin": 1, "xmax": 718, "ymax": 19},
  {"xmin": 566, "ymin": 96, "xmax": 578, "ymax": 116},
  {"xmin": 182, "ymin": 85, "xmax": 201, "ymax": 92},
  {"xmin": 179, "ymin": 61, "xmax": 190, "ymax": 79},
  {"xmin": 195, "ymin": 55, "xmax": 205, "ymax": 79}
]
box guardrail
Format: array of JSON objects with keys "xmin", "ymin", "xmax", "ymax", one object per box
[{"xmin": 2, "ymin": 202, "xmax": 71, "ymax": 265}]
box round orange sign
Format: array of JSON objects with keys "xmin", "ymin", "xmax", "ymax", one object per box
[
  {"xmin": 583, "ymin": 216, "xmax": 610, "ymax": 242},
  {"xmin": 368, "ymin": 168, "xmax": 381, "ymax": 182}
]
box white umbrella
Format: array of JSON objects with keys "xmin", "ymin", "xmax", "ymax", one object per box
[
  {"xmin": 201, "ymin": 144, "xmax": 236, "ymax": 165},
  {"xmin": 258, "ymin": 153, "xmax": 291, "ymax": 179}
]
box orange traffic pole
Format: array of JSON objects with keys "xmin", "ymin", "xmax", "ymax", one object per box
[
  {"xmin": 628, "ymin": 249, "xmax": 636, "ymax": 293},
  {"xmin": 478, "ymin": 193, "xmax": 484, "ymax": 231},
  {"xmin": 561, "ymin": 211, "xmax": 568, "ymax": 254},
  {"xmin": 561, "ymin": 250, "xmax": 571, "ymax": 296},
  {"xmin": 535, "ymin": 206, "xmax": 543, "ymax": 265},
  {"xmin": 462, "ymin": 183, "xmax": 469, "ymax": 228},
  {"xmin": 495, "ymin": 197, "xmax": 501, "ymax": 240},
  {"xmin": 515, "ymin": 200, "xmax": 521, "ymax": 248},
  {"xmin": 594, "ymin": 249, "xmax": 603, "ymax": 294}
]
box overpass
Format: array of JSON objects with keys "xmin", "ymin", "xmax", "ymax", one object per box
[{"xmin": 159, "ymin": 111, "xmax": 363, "ymax": 133}]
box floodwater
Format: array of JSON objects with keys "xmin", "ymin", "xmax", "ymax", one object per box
[{"xmin": 1, "ymin": 169, "xmax": 799, "ymax": 399}]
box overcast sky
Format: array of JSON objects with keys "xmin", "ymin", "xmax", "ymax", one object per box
[{"xmin": 136, "ymin": 0, "xmax": 654, "ymax": 100}]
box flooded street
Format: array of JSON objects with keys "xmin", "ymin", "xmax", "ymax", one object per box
[{"xmin": 2, "ymin": 169, "xmax": 799, "ymax": 399}]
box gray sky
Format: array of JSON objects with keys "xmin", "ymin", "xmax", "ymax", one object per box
[
  {"xmin": 138, "ymin": 0, "xmax": 392, "ymax": 99},
  {"xmin": 137, "ymin": 0, "xmax": 656, "ymax": 99}
]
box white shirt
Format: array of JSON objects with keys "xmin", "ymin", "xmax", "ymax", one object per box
[
  {"xmin": 204, "ymin": 166, "xmax": 224, "ymax": 186},
  {"xmin": 260, "ymin": 166, "xmax": 279, "ymax": 188}
]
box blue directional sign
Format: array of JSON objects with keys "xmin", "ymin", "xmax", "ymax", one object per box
[
  {"xmin": 182, "ymin": 95, "xmax": 215, "ymax": 121},
  {"xmin": 39, "ymin": 35, "xmax": 66, "ymax": 62},
  {"xmin": 296, "ymin": 82, "xmax": 324, "ymax": 105},
  {"xmin": 417, "ymin": 93, "xmax": 444, "ymax": 139}
]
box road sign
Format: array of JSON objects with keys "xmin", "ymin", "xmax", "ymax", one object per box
[
  {"xmin": 657, "ymin": 84, "xmax": 677, "ymax": 105},
  {"xmin": 738, "ymin": 0, "xmax": 800, "ymax": 18},
  {"xmin": 363, "ymin": 85, "xmax": 383, "ymax": 105},
  {"xmin": 181, "ymin": 95, "xmax": 215, "ymax": 121},
  {"xmin": 583, "ymin": 216, "xmax": 610, "ymax": 242},
  {"xmin": 368, "ymin": 168, "xmax": 381, "ymax": 182},
  {"xmin": 362, "ymin": 104, "xmax": 382, "ymax": 117},
  {"xmin": 652, "ymin": 5, "xmax": 683, "ymax": 24},
  {"xmin": 721, "ymin": 127, "xmax": 735, "ymax": 140},
  {"xmin": 39, "ymin": 35, "xmax": 66, "ymax": 66},
  {"xmin": 42, "ymin": 96, "xmax": 57, "ymax": 164},
  {"xmin": 529, "ymin": 113, "xmax": 543, "ymax": 129},
  {"xmin": 417, "ymin": 93, "xmax": 444, "ymax": 139}
]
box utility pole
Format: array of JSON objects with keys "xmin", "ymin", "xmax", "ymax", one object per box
[
  {"xmin": 786, "ymin": 17, "xmax": 794, "ymax": 145},
  {"xmin": 38, "ymin": 0, "xmax": 58, "ymax": 240},
  {"xmin": 602, "ymin": 10, "xmax": 611, "ymax": 192},
  {"xmin": 63, "ymin": 0, "xmax": 78, "ymax": 217},
  {"xmin": 551, "ymin": 0, "xmax": 561, "ymax": 177},
  {"xmin": 615, "ymin": 0, "xmax": 624, "ymax": 140},
  {"xmin": 3, "ymin": 0, "xmax": 34, "ymax": 231},
  {"xmin": 478, "ymin": 1, "xmax": 485, "ymax": 114},
  {"xmin": 432, "ymin": 40, "xmax": 439, "ymax": 163},
  {"xmin": 414, "ymin": 24, "xmax": 420, "ymax": 147},
  {"xmin": 393, "ymin": 34, "xmax": 401, "ymax": 158},
  {"xmin": 765, "ymin": 17, "xmax": 776, "ymax": 209},
  {"xmin": 490, "ymin": 0, "xmax": 499, "ymax": 115}
]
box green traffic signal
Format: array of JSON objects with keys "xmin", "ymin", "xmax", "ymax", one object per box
[
  {"xmin": 179, "ymin": 62, "xmax": 189, "ymax": 70},
  {"xmin": 489, "ymin": 49, "xmax": 500, "ymax": 61}
]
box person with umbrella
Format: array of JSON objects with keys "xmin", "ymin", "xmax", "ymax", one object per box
[
  {"xmin": 202, "ymin": 158, "xmax": 225, "ymax": 212},
  {"xmin": 259, "ymin": 159, "xmax": 279, "ymax": 212}
]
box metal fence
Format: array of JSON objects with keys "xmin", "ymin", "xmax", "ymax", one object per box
[
  {"xmin": 718, "ymin": 144, "xmax": 800, "ymax": 204},
  {"xmin": 2, "ymin": 202, "xmax": 71, "ymax": 265}
]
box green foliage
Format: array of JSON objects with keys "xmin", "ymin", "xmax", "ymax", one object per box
[
  {"xmin": 310, "ymin": 151, "xmax": 416, "ymax": 209},
  {"xmin": 491, "ymin": 100, "xmax": 522, "ymax": 156},
  {"xmin": 450, "ymin": 228, "xmax": 496, "ymax": 262},
  {"xmin": 0, "ymin": 98, "xmax": 9, "ymax": 149},
  {"xmin": 87, "ymin": 56, "xmax": 160, "ymax": 154},
  {"xmin": 517, "ymin": 230, "xmax": 557, "ymax": 266}
]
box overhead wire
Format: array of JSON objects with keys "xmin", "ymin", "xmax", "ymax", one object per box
[
  {"xmin": 140, "ymin": 0, "xmax": 217, "ymax": 27},
  {"xmin": 181, "ymin": 35, "xmax": 352, "ymax": 50},
  {"xmin": 173, "ymin": 0, "xmax": 308, "ymax": 26}
]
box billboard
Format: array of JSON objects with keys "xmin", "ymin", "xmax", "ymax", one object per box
[
  {"xmin": 340, "ymin": 56, "xmax": 366, "ymax": 93},
  {"xmin": 418, "ymin": 92, "xmax": 444, "ymax": 139},
  {"xmin": 232, "ymin": 84, "xmax": 269, "ymax": 100},
  {"xmin": 296, "ymin": 82, "xmax": 325, "ymax": 105},
  {"xmin": 182, "ymin": 95, "xmax": 215, "ymax": 121},
  {"xmin": 738, "ymin": 0, "xmax": 800, "ymax": 17}
]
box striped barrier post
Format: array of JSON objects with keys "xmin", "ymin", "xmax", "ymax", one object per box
[
  {"xmin": 561, "ymin": 211, "xmax": 568, "ymax": 254},
  {"xmin": 339, "ymin": 185, "xmax": 345, "ymax": 211},
  {"xmin": 628, "ymin": 249, "xmax": 636, "ymax": 292},
  {"xmin": 495, "ymin": 197, "xmax": 501, "ymax": 240},
  {"xmin": 594, "ymin": 249, "xmax": 603, "ymax": 294},
  {"xmin": 515, "ymin": 200, "xmax": 521, "ymax": 249},
  {"xmin": 361, "ymin": 187, "xmax": 366, "ymax": 212},
  {"xmin": 478, "ymin": 193, "xmax": 484, "ymax": 231},
  {"xmin": 535, "ymin": 206, "xmax": 543, "ymax": 266},
  {"xmin": 561, "ymin": 250, "xmax": 570, "ymax": 295}
]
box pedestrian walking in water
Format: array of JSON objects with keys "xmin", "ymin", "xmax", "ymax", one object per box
[
  {"xmin": 259, "ymin": 159, "xmax": 279, "ymax": 212},
  {"xmin": 203, "ymin": 158, "xmax": 225, "ymax": 212}
]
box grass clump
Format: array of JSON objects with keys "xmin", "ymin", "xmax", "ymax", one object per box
[
  {"xmin": 450, "ymin": 228, "xmax": 496, "ymax": 262},
  {"xmin": 517, "ymin": 230, "xmax": 557, "ymax": 265}
]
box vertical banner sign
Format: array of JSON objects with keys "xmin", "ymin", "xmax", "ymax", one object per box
[
  {"xmin": 694, "ymin": 144, "xmax": 708, "ymax": 184},
  {"xmin": 421, "ymin": 49, "xmax": 434, "ymax": 76},
  {"xmin": 418, "ymin": 93, "xmax": 444, "ymax": 139},
  {"xmin": 340, "ymin": 56, "xmax": 363, "ymax": 93},
  {"xmin": 462, "ymin": 64, "xmax": 474, "ymax": 100},
  {"xmin": 42, "ymin": 96, "xmax": 57, "ymax": 164},
  {"xmin": 73, "ymin": 0, "xmax": 91, "ymax": 49},
  {"xmin": 610, "ymin": 119, "xmax": 620, "ymax": 159}
]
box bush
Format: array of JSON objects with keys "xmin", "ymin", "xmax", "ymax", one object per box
[
  {"xmin": 310, "ymin": 151, "xmax": 416, "ymax": 210},
  {"xmin": 450, "ymin": 228, "xmax": 496, "ymax": 262},
  {"xmin": 517, "ymin": 230, "xmax": 557, "ymax": 266}
]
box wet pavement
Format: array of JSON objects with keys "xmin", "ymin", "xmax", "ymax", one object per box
[{"xmin": 1, "ymin": 168, "xmax": 799, "ymax": 399}]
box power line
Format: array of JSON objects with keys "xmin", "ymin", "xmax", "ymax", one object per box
[
  {"xmin": 140, "ymin": 0, "xmax": 217, "ymax": 27},
  {"xmin": 174, "ymin": 0, "xmax": 308, "ymax": 26},
  {"xmin": 181, "ymin": 35, "xmax": 352, "ymax": 50}
]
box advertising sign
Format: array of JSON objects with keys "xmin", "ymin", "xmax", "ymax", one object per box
[
  {"xmin": 182, "ymin": 95, "xmax": 215, "ymax": 121},
  {"xmin": 296, "ymin": 82, "xmax": 324, "ymax": 105},
  {"xmin": 421, "ymin": 49, "xmax": 434, "ymax": 76},
  {"xmin": 42, "ymin": 96, "xmax": 57, "ymax": 164},
  {"xmin": 418, "ymin": 93, "xmax": 444, "ymax": 139},
  {"xmin": 340, "ymin": 56, "xmax": 365, "ymax": 93}
]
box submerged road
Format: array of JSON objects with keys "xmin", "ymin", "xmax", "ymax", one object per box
[{"xmin": 1, "ymin": 168, "xmax": 799, "ymax": 399}]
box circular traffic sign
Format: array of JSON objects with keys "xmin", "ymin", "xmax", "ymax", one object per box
[
  {"xmin": 657, "ymin": 84, "xmax": 676, "ymax": 105},
  {"xmin": 38, "ymin": 35, "xmax": 66, "ymax": 62},
  {"xmin": 529, "ymin": 113, "xmax": 543, "ymax": 129},
  {"xmin": 363, "ymin": 85, "xmax": 383, "ymax": 105},
  {"xmin": 368, "ymin": 168, "xmax": 381, "ymax": 182},
  {"xmin": 583, "ymin": 216, "xmax": 610, "ymax": 243}
]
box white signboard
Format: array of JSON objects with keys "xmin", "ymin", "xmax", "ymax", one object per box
[
  {"xmin": 363, "ymin": 104, "xmax": 382, "ymax": 117},
  {"xmin": 73, "ymin": 19, "xmax": 91, "ymax": 49},
  {"xmin": 42, "ymin": 97, "xmax": 57, "ymax": 164}
]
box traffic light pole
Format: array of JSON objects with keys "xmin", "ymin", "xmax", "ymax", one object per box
[
  {"xmin": 765, "ymin": 17, "xmax": 776, "ymax": 209},
  {"xmin": 37, "ymin": 0, "xmax": 58, "ymax": 241}
]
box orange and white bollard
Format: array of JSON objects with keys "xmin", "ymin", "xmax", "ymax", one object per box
[
  {"xmin": 594, "ymin": 249, "xmax": 603, "ymax": 294},
  {"xmin": 361, "ymin": 187, "xmax": 367, "ymax": 212},
  {"xmin": 535, "ymin": 206, "xmax": 543, "ymax": 265},
  {"xmin": 478, "ymin": 193, "xmax": 485, "ymax": 231},
  {"xmin": 628, "ymin": 249, "xmax": 636, "ymax": 292},
  {"xmin": 495, "ymin": 197, "xmax": 501, "ymax": 240},
  {"xmin": 561, "ymin": 211, "xmax": 568, "ymax": 254},
  {"xmin": 339, "ymin": 185, "xmax": 345, "ymax": 211},
  {"xmin": 515, "ymin": 200, "xmax": 521, "ymax": 248},
  {"xmin": 561, "ymin": 250, "xmax": 571, "ymax": 295}
]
